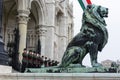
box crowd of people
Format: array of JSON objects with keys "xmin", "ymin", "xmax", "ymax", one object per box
[{"xmin": 21, "ymin": 48, "xmax": 59, "ymax": 72}]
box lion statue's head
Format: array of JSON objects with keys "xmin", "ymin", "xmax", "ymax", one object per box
[
  {"xmin": 87, "ymin": 4, "xmax": 108, "ymax": 18},
  {"xmin": 96, "ymin": 5, "xmax": 108, "ymax": 18},
  {"xmin": 82, "ymin": 4, "xmax": 108, "ymax": 27}
]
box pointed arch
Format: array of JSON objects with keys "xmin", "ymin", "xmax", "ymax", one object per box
[{"xmin": 29, "ymin": 0, "xmax": 47, "ymax": 25}]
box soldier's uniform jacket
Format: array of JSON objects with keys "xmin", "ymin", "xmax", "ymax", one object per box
[
  {"xmin": 28, "ymin": 52, "xmax": 33, "ymax": 64},
  {"xmin": 35, "ymin": 54, "xmax": 38, "ymax": 65},
  {"xmin": 22, "ymin": 52, "xmax": 28, "ymax": 63},
  {"xmin": 33, "ymin": 53, "xmax": 37, "ymax": 65}
]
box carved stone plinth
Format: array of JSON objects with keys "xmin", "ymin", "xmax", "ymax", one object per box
[
  {"xmin": 0, "ymin": 36, "xmax": 9, "ymax": 65},
  {"xmin": 25, "ymin": 66, "xmax": 117, "ymax": 73},
  {"xmin": 0, "ymin": 0, "xmax": 9, "ymax": 65}
]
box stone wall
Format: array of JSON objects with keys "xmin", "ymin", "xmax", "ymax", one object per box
[
  {"xmin": 0, "ymin": 73, "xmax": 120, "ymax": 80},
  {"xmin": 3, "ymin": 0, "xmax": 73, "ymax": 63}
]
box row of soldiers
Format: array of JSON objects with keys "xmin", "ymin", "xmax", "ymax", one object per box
[{"xmin": 21, "ymin": 48, "xmax": 59, "ymax": 72}]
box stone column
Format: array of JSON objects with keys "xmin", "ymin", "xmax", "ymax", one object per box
[
  {"xmin": 45, "ymin": 0, "xmax": 55, "ymax": 59},
  {"xmin": 36, "ymin": 25, "xmax": 47, "ymax": 56},
  {"xmin": 17, "ymin": 10, "xmax": 30, "ymax": 61},
  {"xmin": 57, "ymin": 0, "xmax": 68, "ymax": 61}
]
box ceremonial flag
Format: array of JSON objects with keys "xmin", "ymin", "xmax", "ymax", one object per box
[{"xmin": 78, "ymin": 0, "xmax": 92, "ymax": 10}]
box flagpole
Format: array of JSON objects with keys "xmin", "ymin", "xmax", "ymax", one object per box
[{"xmin": 0, "ymin": 0, "xmax": 9, "ymax": 65}]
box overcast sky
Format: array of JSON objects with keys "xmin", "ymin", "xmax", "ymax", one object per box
[{"xmin": 70, "ymin": 0, "xmax": 120, "ymax": 66}]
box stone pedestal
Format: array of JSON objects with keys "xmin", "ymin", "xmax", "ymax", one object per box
[
  {"xmin": 0, "ymin": 73, "xmax": 120, "ymax": 80},
  {"xmin": 0, "ymin": 0, "xmax": 9, "ymax": 66},
  {"xmin": 25, "ymin": 66, "xmax": 117, "ymax": 73},
  {"xmin": 0, "ymin": 37, "xmax": 9, "ymax": 65},
  {"xmin": 0, "ymin": 65, "xmax": 12, "ymax": 73}
]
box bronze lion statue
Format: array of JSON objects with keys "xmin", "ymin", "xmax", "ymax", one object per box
[{"xmin": 60, "ymin": 4, "xmax": 108, "ymax": 68}]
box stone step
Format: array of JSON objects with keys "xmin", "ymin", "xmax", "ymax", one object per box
[
  {"xmin": 0, "ymin": 73, "xmax": 120, "ymax": 80},
  {"xmin": 0, "ymin": 65, "xmax": 12, "ymax": 73}
]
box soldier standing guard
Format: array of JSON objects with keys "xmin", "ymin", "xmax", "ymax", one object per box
[
  {"xmin": 28, "ymin": 50, "xmax": 33, "ymax": 68},
  {"xmin": 44, "ymin": 57, "xmax": 48, "ymax": 67},
  {"xmin": 33, "ymin": 51, "xmax": 37, "ymax": 68},
  {"xmin": 54, "ymin": 61, "xmax": 59, "ymax": 66},
  {"xmin": 35, "ymin": 53, "xmax": 40, "ymax": 68},
  {"xmin": 48, "ymin": 58, "xmax": 52, "ymax": 67},
  {"xmin": 21, "ymin": 48, "xmax": 28, "ymax": 72},
  {"xmin": 41, "ymin": 56, "xmax": 45, "ymax": 67}
]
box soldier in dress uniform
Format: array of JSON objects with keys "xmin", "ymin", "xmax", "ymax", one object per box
[
  {"xmin": 36, "ymin": 54, "xmax": 43, "ymax": 68},
  {"xmin": 41, "ymin": 56, "xmax": 44, "ymax": 67},
  {"xmin": 51, "ymin": 60, "xmax": 55, "ymax": 66},
  {"xmin": 21, "ymin": 48, "xmax": 28, "ymax": 72},
  {"xmin": 54, "ymin": 61, "xmax": 59, "ymax": 66},
  {"xmin": 44, "ymin": 57, "xmax": 48, "ymax": 67},
  {"xmin": 28, "ymin": 50, "xmax": 33, "ymax": 68},
  {"xmin": 48, "ymin": 58, "xmax": 52, "ymax": 67},
  {"xmin": 32, "ymin": 51, "xmax": 37, "ymax": 68},
  {"xmin": 35, "ymin": 53, "xmax": 38, "ymax": 68}
]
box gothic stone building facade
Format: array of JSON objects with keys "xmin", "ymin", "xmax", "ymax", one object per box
[{"xmin": 3, "ymin": 0, "xmax": 73, "ymax": 62}]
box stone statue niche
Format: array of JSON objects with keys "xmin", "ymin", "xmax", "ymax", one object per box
[{"xmin": 60, "ymin": 4, "xmax": 109, "ymax": 68}]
